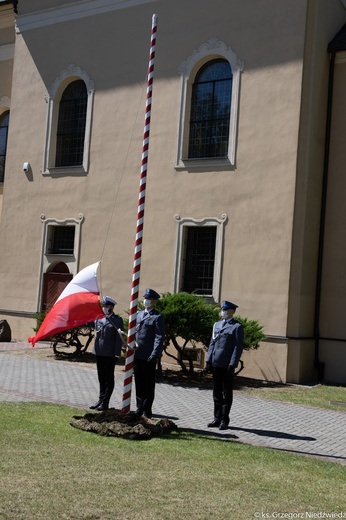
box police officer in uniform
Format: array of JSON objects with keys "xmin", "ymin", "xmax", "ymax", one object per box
[
  {"xmin": 134, "ymin": 289, "xmax": 165, "ymax": 418},
  {"xmin": 206, "ymin": 300, "xmax": 244, "ymax": 430},
  {"xmin": 90, "ymin": 296, "xmax": 124, "ymax": 411}
]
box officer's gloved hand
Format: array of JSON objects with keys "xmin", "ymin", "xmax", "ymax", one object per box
[
  {"xmin": 205, "ymin": 362, "xmax": 213, "ymax": 373},
  {"xmin": 227, "ymin": 365, "xmax": 235, "ymax": 376},
  {"xmin": 147, "ymin": 355, "xmax": 157, "ymax": 363}
]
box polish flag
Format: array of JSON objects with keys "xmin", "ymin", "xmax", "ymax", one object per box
[{"xmin": 28, "ymin": 262, "xmax": 104, "ymax": 346}]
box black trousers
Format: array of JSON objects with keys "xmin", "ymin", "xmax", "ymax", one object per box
[
  {"xmin": 212, "ymin": 367, "xmax": 234, "ymax": 425},
  {"xmin": 96, "ymin": 356, "xmax": 117, "ymax": 407},
  {"xmin": 134, "ymin": 359, "xmax": 156, "ymax": 417}
]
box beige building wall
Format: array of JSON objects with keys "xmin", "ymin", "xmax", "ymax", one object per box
[
  {"xmin": 0, "ymin": 0, "xmax": 345, "ymax": 384},
  {"xmin": 318, "ymin": 50, "xmax": 346, "ymax": 384}
]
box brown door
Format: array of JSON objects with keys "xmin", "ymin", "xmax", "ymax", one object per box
[{"xmin": 41, "ymin": 272, "xmax": 73, "ymax": 312}]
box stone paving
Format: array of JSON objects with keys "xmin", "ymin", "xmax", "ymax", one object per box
[{"xmin": 0, "ymin": 341, "xmax": 345, "ymax": 465}]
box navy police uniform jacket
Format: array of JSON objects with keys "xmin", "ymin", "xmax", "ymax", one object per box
[
  {"xmin": 135, "ymin": 309, "xmax": 165, "ymax": 361},
  {"xmin": 92, "ymin": 313, "xmax": 124, "ymax": 358},
  {"xmin": 206, "ymin": 318, "xmax": 244, "ymax": 369}
]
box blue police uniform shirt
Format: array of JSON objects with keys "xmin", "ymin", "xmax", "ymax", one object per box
[
  {"xmin": 92, "ymin": 313, "xmax": 124, "ymax": 358},
  {"xmin": 135, "ymin": 308, "xmax": 165, "ymax": 360},
  {"xmin": 206, "ymin": 318, "xmax": 244, "ymax": 369}
]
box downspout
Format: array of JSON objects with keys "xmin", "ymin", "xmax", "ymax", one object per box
[{"xmin": 313, "ymin": 50, "xmax": 336, "ymax": 382}]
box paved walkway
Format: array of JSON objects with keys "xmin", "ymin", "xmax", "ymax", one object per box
[{"xmin": 0, "ymin": 341, "xmax": 345, "ymax": 465}]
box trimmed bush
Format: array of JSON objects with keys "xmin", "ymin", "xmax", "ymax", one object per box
[{"xmin": 155, "ymin": 292, "xmax": 266, "ymax": 372}]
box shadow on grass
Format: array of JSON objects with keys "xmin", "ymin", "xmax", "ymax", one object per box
[
  {"xmin": 168, "ymin": 428, "xmax": 346, "ymax": 465},
  {"xmin": 177, "ymin": 427, "xmax": 239, "ymax": 441},
  {"xmin": 156, "ymin": 420, "xmax": 315, "ymax": 443},
  {"xmin": 229, "ymin": 426, "xmax": 316, "ymax": 441}
]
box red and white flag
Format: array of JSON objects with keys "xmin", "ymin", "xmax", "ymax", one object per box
[{"xmin": 28, "ymin": 262, "xmax": 104, "ymax": 346}]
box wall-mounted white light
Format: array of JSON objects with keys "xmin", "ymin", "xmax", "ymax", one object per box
[{"xmin": 23, "ymin": 162, "xmax": 29, "ymax": 172}]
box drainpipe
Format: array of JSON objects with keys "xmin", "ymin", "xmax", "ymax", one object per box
[{"xmin": 313, "ymin": 50, "xmax": 336, "ymax": 382}]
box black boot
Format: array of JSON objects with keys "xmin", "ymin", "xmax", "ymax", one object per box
[
  {"xmin": 96, "ymin": 401, "xmax": 109, "ymax": 411},
  {"xmin": 207, "ymin": 419, "xmax": 221, "ymax": 428},
  {"xmin": 89, "ymin": 400, "xmax": 102, "ymax": 410}
]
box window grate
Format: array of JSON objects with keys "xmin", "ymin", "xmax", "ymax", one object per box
[
  {"xmin": 48, "ymin": 226, "xmax": 75, "ymax": 255},
  {"xmin": 182, "ymin": 226, "xmax": 216, "ymax": 295}
]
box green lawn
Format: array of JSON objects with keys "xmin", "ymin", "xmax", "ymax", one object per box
[
  {"xmin": 237, "ymin": 382, "xmax": 346, "ymax": 411},
  {"xmin": 0, "ymin": 402, "xmax": 345, "ymax": 520}
]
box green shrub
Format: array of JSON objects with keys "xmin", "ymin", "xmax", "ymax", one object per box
[
  {"xmin": 233, "ymin": 315, "xmax": 266, "ymax": 350},
  {"xmin": 154, "ymin": 292, "xmax": 266, "ymax": 372},
  {"xmin": 32, "ymin": 311, "xmax": 47, "ymax": 332}
]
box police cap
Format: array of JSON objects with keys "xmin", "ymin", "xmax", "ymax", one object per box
[
  {"xmin": 103, "ymin": 296, "xmax": 117, "ymax": 306},
  {"xmin": 221, "ymin": 300, "xmax": 238, "ymax": 310},
  {"xmin": 143, "ymin": 288, "xmax": 160, "ymax": 300}
]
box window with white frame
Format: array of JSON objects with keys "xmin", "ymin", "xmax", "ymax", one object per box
[
  {"xmin": 176, "ymin": 38, "xmax": 243, "ymax": 170},
  {"xmin": 43, "ymin": 64, "xmax": 94, "ymax": 175},
  {"xmin": 173, "ymin": 214, "xmax": 227, "ymax": 302}
]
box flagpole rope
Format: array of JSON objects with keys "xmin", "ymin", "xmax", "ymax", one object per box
[
  {"xmin": 121, "ymin": 14, "xmax": 158, "ymax": 413},
  {"xmin": 99, "ymin": 48, "xmax": 153, "ymax": 264}
]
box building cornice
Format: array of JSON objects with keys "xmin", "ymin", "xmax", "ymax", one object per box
[{"xmin": 15, "ymin": 0, "xmax": 156, "ymax": 33}]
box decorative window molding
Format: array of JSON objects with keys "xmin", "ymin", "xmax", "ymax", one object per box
[
  {"xmin": 43, "ymin": 64, "xmax": 94, "ymax": 176},
  {"xmin": 173, "ymin": 213, "xmax": 228, "ymax": 303},
  {"xmin": 176, "ymin": 38, "xmax": 244, "ymax": 170},
  {"xmin": 37, "ymin": 213, "xmax": 84, "ymax": 309}
]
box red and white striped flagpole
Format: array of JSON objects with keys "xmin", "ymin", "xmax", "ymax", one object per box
[{"xmin": 121, "ymin": 14, "xmax": 158, "ymax": 413}]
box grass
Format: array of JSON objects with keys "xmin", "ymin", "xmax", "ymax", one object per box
[
  {"xmin": 237, "ymin": 382, "xmax": 346, "ymax": 411},
  {"xmin": 0, "ymin": 402, "xmax": 345, "ymax": 520}
]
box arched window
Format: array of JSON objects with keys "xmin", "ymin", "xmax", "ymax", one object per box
[
  {"xmin": 0, "ymin": 110, "xmax": 10, "ymax": 183},
  {"xmin": 176, "ymin": 38, "xmax": 243, "ymax": 169},
  {"xmin": 55, "ymin": 80, "xmax": 87, "ymax": 167},
  {"xmin": 43, "ymin": 65, "xmax": 95, "ymax": 175},
  {"xmin": 189, "ymin": 59, "xmax": 232, "ymax": 159}
]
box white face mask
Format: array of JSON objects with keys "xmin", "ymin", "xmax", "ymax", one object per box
[
  {"xmin": 102, "ymin": 307, "xmax": 110, "ymax": 315},
  {"xmin": 143, "ymin": 299, "xmax": 152, "ymax": 309},
  {"xmin": 220, "ymin": 310, "xmax": 229, "ymax": 319}
]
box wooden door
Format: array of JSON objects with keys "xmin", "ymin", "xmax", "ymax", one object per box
[{"xmin": 41, "ymin": 272, "xmax": 73, "ymax": 312}]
